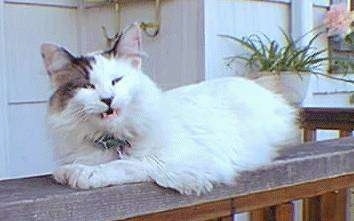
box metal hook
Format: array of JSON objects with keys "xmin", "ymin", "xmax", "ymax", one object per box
[
  {"xmin": 102, "ymin": 26, "xmax": 121, "ymax": 48},
  {"xmin": 101, "ymin": 0, "xmax": 161, "ymax": 47},
  {"xmin": 140, "ymin": 0, "xmax": 161, "ymax": 38}
]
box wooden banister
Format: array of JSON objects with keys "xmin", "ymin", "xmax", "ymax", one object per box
[
  {"xmin": 0, "ymin": 137, "xmax": 354, "ymax": 221},
  {"xmin": 300, "ymin": 107, "xmax": 354, "ymax": 131},
  {"xmin": 300, "ymin": 107, "xmax": 353, "ymax": 221}
]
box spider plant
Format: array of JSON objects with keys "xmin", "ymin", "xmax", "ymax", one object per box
[{"xmin": 220, "ymin": 30, "xmax": 328, "ymax": 77}]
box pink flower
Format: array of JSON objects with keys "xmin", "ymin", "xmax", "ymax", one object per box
[{"xmin": 324, "ymin": 3, "xmax": 353, "ymax": 37}]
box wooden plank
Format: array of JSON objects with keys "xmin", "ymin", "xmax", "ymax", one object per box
[
  {"xmin": 126, "ymin": 200, "xmax": 233, "ymax": 221},
  {"xmin": 333, "ymin": 189, "xmax": 347, "ymax": 221},
  {"xmin": 250, "ymin": 208, "xmax": 272, "ymax": 221},
  {"xmin": 302, "ymin": 197, "xmax": 320, "ymax": 221},
  {"xmin": 304, "ymin": 190, "xmax": 347, "ymax": 221},
  {"xmin": 233, "ymin": 174, "xmax": 354, "ymax": 213},
  {"xmin": 340, "ymin": 130, "xmax": 353, "ymax": 138},
  {"xmin": 1, "ymin": 138, "xmax": 354, "ymax": 221},
  {"xmin": 320, "ymin": 190, "xmax": 347, "ymax": 221},
  {"xmin": 338, "ymin": 131, "xmax": 352, "ymax": 221},
  {"xmin": 320, "ymin": 192, "xmax": 337, "ymax": 221},
  {"xmin": 217, "ymin": 215, "xmax": 233, "ymax": 221},
  {"xmin": 129, "ymin": 174, "xmax": 354, "ymax": 221},
  {"xmin": 218, "ymin": 215, "xmax": 233, "ymax": 221},
  {"xmin": 275, "ymin": 203, "xmax": 293, "ymax": 221},
  {"xmin": 303, "ymin": 128, "xmax": 317, "ymax": 142},
  {"xmin": 300, "ymin": 108, "xmax": 354, "ymax": 131}
]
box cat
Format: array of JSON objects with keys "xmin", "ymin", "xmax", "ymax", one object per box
[{"xmin": 41, "ymin": 23, "xmax": 297, "ymax": 195}]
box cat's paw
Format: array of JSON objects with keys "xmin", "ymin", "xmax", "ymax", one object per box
[{"xmin": 53, "ymin": 164, "xmax": 106, "ymax": 189}]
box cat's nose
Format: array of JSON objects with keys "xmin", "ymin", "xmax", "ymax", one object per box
[{"xmin": 100, "ymin": 97, "xmax": 113, "ymax": 106}]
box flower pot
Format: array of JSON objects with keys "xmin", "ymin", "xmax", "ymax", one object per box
[{"xmin": 249, "ymin": 71, "xmax": 311, "ymax": 106}]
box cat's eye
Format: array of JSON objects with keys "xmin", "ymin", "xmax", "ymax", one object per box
[
  {"xmin": 112, "ymin": 76, "xmax": 123, "ymax": 86},
  {"xmin": 83, "ymin": 83, "xmax": 95, "ymax": 89}
]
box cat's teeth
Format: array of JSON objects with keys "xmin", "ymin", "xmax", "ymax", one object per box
[{"xmin": 100, "ymin": 109, "xmax": 120, "ymax": 119}]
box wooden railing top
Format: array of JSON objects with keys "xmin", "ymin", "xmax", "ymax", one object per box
[
  {"xmin": 300, "ymin": 107, "xmax": 354, "ymax": 130},
  {"xmin": 1, "ymin": 137, "xmax": 354, "ymax": 221}
]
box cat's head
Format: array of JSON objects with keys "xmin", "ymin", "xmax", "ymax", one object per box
[{"xmin": 41, "ymin": 23, "xmax": 155, "ymax": 132}]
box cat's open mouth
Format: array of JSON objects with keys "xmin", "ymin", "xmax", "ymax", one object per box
[{"xmin": 100, "ymin": 108, "xmax": 119, "ymax": 119}]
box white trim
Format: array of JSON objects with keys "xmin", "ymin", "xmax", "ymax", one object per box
[
  {"xmin": 249, "ymin": 0, "xmax": 329, "ymax": 7},
  {"xmin": 4, "ymin": 0, "xmax": 78, "ymax": 8},
  {"xmin": 0, "ymin": 0, "xmax": 9, "ymax": 178},
  {"xmin": 291, "ymin": 0, "xmax": 314, "ymax": 46},
  {"xmin": 197, "ymin": 0, "xmax": 205, "ymax": 82}
]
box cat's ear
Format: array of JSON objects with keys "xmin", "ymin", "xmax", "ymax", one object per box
[
  {"xmin": 110, "ymin": 23, "xmax": 143, "ymax": 69},
  {"xmin": 41, "ymin": 43, "xmax": 74, "ymax": 76},
  {"xmin": 41, "ymin": 43, "xmax": 80, "ymax": 88}
]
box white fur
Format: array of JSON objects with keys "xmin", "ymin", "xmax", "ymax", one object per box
[{"xmin": 48, "ymin": 54, "xmax": 298, "ymax": 195}]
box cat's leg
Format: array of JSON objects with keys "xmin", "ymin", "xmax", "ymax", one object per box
[{"xmin": 53, "ymin": 159, "xmax": 151, "ymax": 189}]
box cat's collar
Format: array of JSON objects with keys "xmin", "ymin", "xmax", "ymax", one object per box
[{"xmin": 91, "ymin": 134, "xmax": 131, "ymax": 159}]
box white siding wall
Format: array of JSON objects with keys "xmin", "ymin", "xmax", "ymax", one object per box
[
  {"xmin": 2, "ymin": 1, "xmax": 79, "ymax": 179},
  {"xmin": 0, "ymin": 0, "xmax": 9, "ymax": 178},
  {"xmin": 204, "ymin": 0, "xmax": 290, "ymax": 79}
]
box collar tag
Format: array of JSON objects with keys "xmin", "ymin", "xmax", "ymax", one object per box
[{"xmin": 93, "ymin": 134, "xmax": 131, "ymax": 159}]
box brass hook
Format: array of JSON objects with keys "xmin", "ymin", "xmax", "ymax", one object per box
[
  {"xmin": 101, "ymin": 1, "xmax": 120, "ymax": 48},
  {"xmin": 101, "ymin": 0, "xmax": 161, "ymax": 47},
  {"xmin": 140, "ymin": 0, "xmax": 161, "ymax": 38}
]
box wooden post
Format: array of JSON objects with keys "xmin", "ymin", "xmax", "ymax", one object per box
[
  {"xmin": 303, "ymin": 127, "xmax": 319, "ymax": 221},
  {"xmin": 250, "ymin": 208, "xmax": 273, "ymax": 221},
  {"xmin": 303, "ymin": 197, "xmax": 320, "ymax": 221},
  {"xmin": 340, "ymin": 130, "xmax": 352, "ymax": 138},
  {"xmin": 275, "ymin": 203, "xmax": 294, "ymax": 221},
  {"xmin": 338, "ymin": 130, "xmax": 352, "ymax": 221},
  {"xmin": 319, "ymin": 190, "xmax": 347, "ymax": 221},
  {"xmin": 303, "ymin": 128, "xmax": 316, "ymax": 142},
  {"xmin": 209, "ymin": 216, "xmax": 233, "ymax": 221},
  {"xmin": 217, "ymin": 216, "xmax": 233, "ymax": 221}
]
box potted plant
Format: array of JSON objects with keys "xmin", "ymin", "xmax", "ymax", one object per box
[
  {"xmin": 221, "ymin": 3, "xmax": 354, "ymax": 106},
  {"xmin": 221, "ymin": 31, "xmax": 326, "ymax": 105}
]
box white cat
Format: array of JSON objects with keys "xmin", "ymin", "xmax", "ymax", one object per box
[{"xmin": 41, "ymin": 23, "xmax": 297, "ymax": 195}]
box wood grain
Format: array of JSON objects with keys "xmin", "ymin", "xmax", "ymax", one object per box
[
  {"xmin": 301, "ymin": 108, "xmax": 353, "ymax": 221},
  {"xmin": 250, "ymin": 208, "xmax": 271, "ymax": 221},
  {"xmin": 318, "ymin": 189, "xmax": 347, "ymax": 221},
  {"xmin": 302, "ymin": 197, "xmax": 320, "ymax": 221},
  {"xmin": 340, "ymin": 130, "xmax": 353, "ymax": 138},
  {"xmin": 275, "ymin": 203, "xmax": 293, "ymax": 221},
  {"xmin": 303, "ymin": 128, "xmax": 316, "ymax": 142},
  {"xmin": 233, "ymin": 173, "xmax": 354, "ymax": 213},
  {"xmin": 300, "ymin": 108, "xmax": 354, "ymax": 131},
  {"xmin": 126, "ymin": 200, "xmax": 233, "ymax": 221}
]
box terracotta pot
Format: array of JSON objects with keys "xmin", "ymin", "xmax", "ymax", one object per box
[{"xmin": 250, "ymin": 71, "xmax": 311, "ymax": 106}]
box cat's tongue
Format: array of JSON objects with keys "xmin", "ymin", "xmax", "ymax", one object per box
[{"xmin": 101, "ymin": 109, "xmax": 119, "ymax": 119}]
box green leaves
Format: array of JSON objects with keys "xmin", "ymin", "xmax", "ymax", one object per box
[{"xmin": 220, "ymin": 30, "xmax": 328, "ymax": 74}]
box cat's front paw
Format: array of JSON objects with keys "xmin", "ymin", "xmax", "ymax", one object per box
[{"xmin": 53, "ymin": 164, "xmax": 106, "ymax": 189}]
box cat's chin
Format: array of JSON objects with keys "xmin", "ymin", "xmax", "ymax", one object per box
[{"xmin": 100, "ymin": 108, "xmax": 120, "ymax": 120}]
